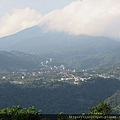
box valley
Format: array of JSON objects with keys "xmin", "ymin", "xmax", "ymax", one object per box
[
  {"xmin": 0, "ymin": 26, "xmax": 120, "ymax": 114},
  {"xmin": 0, "ymin": 56, "xmax": 120, "ymax": 114},
  {"xmin": 0, "ymin": 57, "xmax": 120, "ymax": 87}
]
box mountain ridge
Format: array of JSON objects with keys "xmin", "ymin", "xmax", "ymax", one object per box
[
  {"xmin": 0, "ymin": 26, "xmax": 120, "ymax": 71},
  {"xmin": 0, "ymin": 26, "xmax": 120, "ymax": 53}
]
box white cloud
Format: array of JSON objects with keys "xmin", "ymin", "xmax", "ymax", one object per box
[
  {"xmin": 0, "ymin": 0, "xmax": 120, "ymax": 38},
  {"xmin": 39, "ymin": 0, "xmax": 120, "ymax": 38},
  {"xmin": 0, "ymin": 8, "xmax": 41, "ymax": 37}
]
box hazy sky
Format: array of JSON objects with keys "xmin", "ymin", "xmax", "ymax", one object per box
[{"xmin": 0, "ymin": 0, "xmax": 120, "ymax": 38}]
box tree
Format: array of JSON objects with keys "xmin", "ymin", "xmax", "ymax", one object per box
[
  {"xmin": 89, "ymin": 101, "xmax": 112, "ymax": 115},
  {"xmin": 0, "ymin": 106, "xmax": 41, "ymax": 120}
]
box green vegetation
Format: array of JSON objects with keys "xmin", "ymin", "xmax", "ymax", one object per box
[
  {"xmin": 0, "ymin": 51, "xmax": 44, "ymax": 72},
  {"xmin": 89, "ymin": 101, "xmax": 112, "ymax": 115},
  {"xmin": 0, "ymin": 106, "xmax": 41, "ymax": 120},
  {"xmin": 0, "ymin": 48, "xmax": 120, "ymax": 72},
  {"xmin": 105, "ymin": 90, "xmax": 120, "ymax": 113},
  {"xmin": 0, "ymin": 101, "xmax": 120, "ymax": 120},
  {"xmin": 0, "ymin": 78, "xmax": 120, "ymax": 114}
]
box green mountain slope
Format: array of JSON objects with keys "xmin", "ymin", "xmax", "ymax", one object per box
[
  {"xmin": 105, "ymin": 90, "xmax": 120, "ymax": 113},
  {"xmin": 0, "ymin": 51, "xmax": 43, "ymax": 72},
  {"xmin": 0, "ymin": 78, "xmax": 120, "ymax": 114}
]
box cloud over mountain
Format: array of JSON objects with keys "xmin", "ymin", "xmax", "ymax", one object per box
[
  {"xmin": 0, "ymin": 8, "xmax": 41, "ymax": 37},
  {"xmin": 0, "ymin": 0, "xmax": 120, "ymax": 38},
  {"xmin": 39, "ymin": 0, "xmax": 120, "ymax": 38}
]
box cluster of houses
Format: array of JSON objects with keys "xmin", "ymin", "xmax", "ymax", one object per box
[{"xmin": 0, "ymin": 58, "xmax": 120, "ymax": 85}]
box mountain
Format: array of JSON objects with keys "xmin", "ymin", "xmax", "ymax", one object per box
[
  {"xmin": 0, "ymin": 26, "xmax": 120, "ymax": 53},
  {"xmin": 0, "ymin": 26, "xmax": 120, "ymax": 114},
  {"xmin": 105, "ymin": 90, "xmax": 120, "ymax": 113},
  {"xmin": 0, "ymin": 51, "xmax": 43, "ymax": 72},
  {"xmin": 0, "ymin": 77, "xmax": 120, "ymax": 114},
  {"xmin": 0, "ymin": 26, "xmax": 120, "ymax": 70}
]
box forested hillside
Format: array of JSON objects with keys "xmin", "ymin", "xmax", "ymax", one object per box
[
  {"xmin": 0, "ymin": 49, "xmax": 120, "ymax": 72},
  {"xmin": 105, "ymin": 90, "xmax": 120, "ymax": 113},
  {"xmin": 0, "ymin": 51, "xmax": 44, "ymax": 72},
  {"xmin": 0, "ymin": 78, "xmax": 120, "ymax": 114}
]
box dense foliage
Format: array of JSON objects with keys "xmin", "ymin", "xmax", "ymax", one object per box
[
  {"xmin": 0, "ymin": 106, "xmax": 41, "ymax": 120},
  {"xmin": 89, "ymin": 101, "xmax": 112, "ymax": 115},
  {"xmin": 105, "ymin": 90, "xmax": 120, "ymax": 113},
  {"xmin": 0, "ymin": 102, "xmax": 120, "ymax": 120},
  {"xmin": 0, "ymin": 78, "xmax": 120, "ymax": 114}
]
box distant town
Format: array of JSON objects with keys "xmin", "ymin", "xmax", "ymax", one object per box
[{"xmin": 0, "ymin": 58, "xmax": 120, "ymax": 86}]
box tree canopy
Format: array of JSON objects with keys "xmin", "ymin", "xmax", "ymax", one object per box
[{"xmin": 89, "ymin": 101, "xmax": 112, "ymax": 115}]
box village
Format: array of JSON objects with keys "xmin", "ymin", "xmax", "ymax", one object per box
[{"xmin": 0, "ymin": 58, "xmax": 120, "ymax": 86}]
